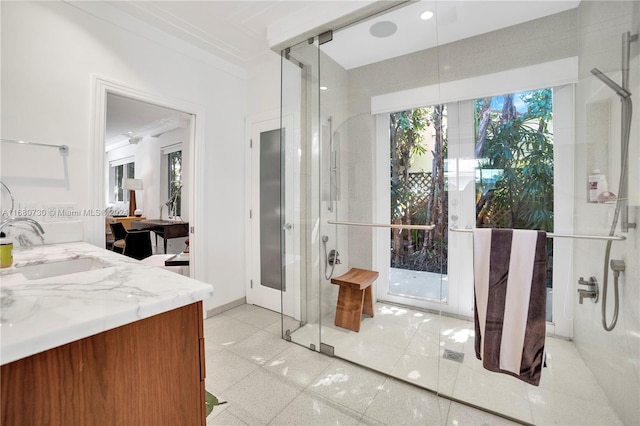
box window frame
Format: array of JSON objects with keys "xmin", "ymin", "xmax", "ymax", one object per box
[
  {"xmin": 372, "ymin": 59, "xmax": 577, "ymax": 337},
  {"xmin": 110, "ymin": 160, "xmax": 135, "ymax": 204}
]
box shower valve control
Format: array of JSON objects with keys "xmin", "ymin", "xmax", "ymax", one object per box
[
  {"xmin": 577, "ymin": 276, "xmax": 599, "ymax": 304},
  {"xmin": 328, "ymin": 249, "xmax": 341, "ymax": 266}
]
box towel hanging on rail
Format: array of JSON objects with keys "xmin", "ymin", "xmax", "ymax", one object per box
[{"xmin": 473, "ymin": 228, "xmax": 547, "ymax": 386}]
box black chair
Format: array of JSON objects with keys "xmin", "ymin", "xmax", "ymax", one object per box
[
  {"xmin": 123, "ymin": 230, "xmax": 153, "ymax": 260},
  {"xmin": 109, "ymin": 222, "xmax": 127, "ymax": 254}
]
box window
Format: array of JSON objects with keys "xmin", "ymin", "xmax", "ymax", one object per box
[
  {"xmin": 110, "ymin": 159, "xmax": 135, "ymax": 203},
  {"xmin": 389, "ymin": 106, "xmax": 448, "ymax": 268},
  {"xmin": 474, "ymin": 88, "xmax": 554, "ymax": 320},
  {"xmin": 374, "ymin": 60, "xmax": 574, "ymax": 332},
  {"xmin": 167, "ymin": 150, "xmax": 182, "ymax": 217},
  {"xmin": 474, "ymin": 89, "xmax": 554, "ymax": 232}
]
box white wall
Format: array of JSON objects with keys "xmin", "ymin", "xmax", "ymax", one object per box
[
  {"xmin": 247, "ymin": 52, "xmax": 281, "ymax": 119},
  {"xmin": 1, "ymin": 1, "xmax": 247, "ymax": 312}
]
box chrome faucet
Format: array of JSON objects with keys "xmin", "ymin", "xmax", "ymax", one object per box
[
  {"xmin": 0, "ymin": 217, "xmax": 45, "ymax": 245},
  {"xmin": 577, "ymin": 276, "xmax": 599, "ymax": 304}
]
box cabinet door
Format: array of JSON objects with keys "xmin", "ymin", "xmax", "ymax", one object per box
[{"xmin": 1, "ymin": 302, "xmax": 205, "ymax": 425}]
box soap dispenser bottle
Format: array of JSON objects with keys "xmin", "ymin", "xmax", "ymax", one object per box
[
  {"xmin": 0, "ymin": 232, "xmax": 13, "ymax": 268},
  {"xmin": 588, "ymin": 169, "xmax": 608, "ymax": 202}
]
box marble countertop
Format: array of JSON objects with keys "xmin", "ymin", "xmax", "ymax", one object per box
[{"xmin": 0, "ymin": 242, "xmax": 213, "ymax": 365}]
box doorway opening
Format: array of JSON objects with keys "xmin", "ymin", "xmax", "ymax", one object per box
[
  {"xmin": 388, "ymin": 106, "xmax": 448, "ymax": 303},
  {"xmin": 90, "ymin": 77, "xmax": 199, "ymax": 277}
]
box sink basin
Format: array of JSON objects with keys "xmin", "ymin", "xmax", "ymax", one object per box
[{"xmin": 17, "ymin": 257, "xmax": 113, "ymax": 280}]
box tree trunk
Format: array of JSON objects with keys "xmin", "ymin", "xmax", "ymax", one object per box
[
  {"xmin": 389, "ymin": 114, "xmax": 404, "ymax": 267},
  {"xmin": 475, "ymin": 97, "xmax": 492, "ymax": 158},
  {"xmin": 501, "ymin": 94, "xmax": 517, "ymax": 124},
  {"xmin": 432, "ymin": 105, "xmax": 445, "ymax": 244},
  {"xmin": 501, "ymin": 94, "xmax": 517, "ymax": 227}
]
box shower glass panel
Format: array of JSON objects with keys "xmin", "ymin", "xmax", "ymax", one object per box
[
  {"xmin": 281, "ymin": 1, "xmax": 638, "ymax": 425},
  {"xmin": 432, "ymin": 1, "xmax": 637, "ymax": 424},
  {"xmin": 280, "ymin": 37, "xmax": 322, "ymax": 350},
  {"xmin": 319, "ymin": 3, "xmax": 447, "ymax": 391}
]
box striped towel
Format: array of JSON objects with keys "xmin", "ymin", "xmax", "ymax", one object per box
[{"xmin": 473, "ymin": 228, "xmax": 547, "ymax": 386}]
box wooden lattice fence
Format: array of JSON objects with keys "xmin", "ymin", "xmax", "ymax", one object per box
[
  {"xmin": 407, "ymin": 172, "xmax": 432, "ymax": 209},
  {"xmin": 392, "ymin": 172, "xmax": 448, "ymax": 273}
]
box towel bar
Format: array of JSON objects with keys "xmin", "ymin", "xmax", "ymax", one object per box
[
  {"xmin": 1, "ymin": 138, "xmax": 69, "ymax": 154},
  {"xmin": 328, "ymin": 220, "xmax": 435, "ymax": 231},
  {"xmin": 449, "ymin": 227, "xmax": 626, "ymax": 241}
]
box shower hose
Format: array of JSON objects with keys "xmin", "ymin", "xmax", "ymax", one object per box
[{"xmin": 601, "ymin": 97, "xmax": 632, "ymax": 331}]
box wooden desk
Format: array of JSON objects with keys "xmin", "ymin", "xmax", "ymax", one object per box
[
  {"xmin": 165, "ymin": 252, "xmax": 189, "ymax": 266},
  {"xmin": 130, "ymin": 220, "xmax": 189, "ymax": 253}
]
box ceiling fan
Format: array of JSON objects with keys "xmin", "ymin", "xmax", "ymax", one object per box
[{"xmin": 123, "ymin": 132, "xmax": 142, "ymax": 144}]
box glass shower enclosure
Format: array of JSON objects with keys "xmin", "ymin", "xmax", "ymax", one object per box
[{"xmin": 278, "ymin": 2, "xmax": 639, "ymax": 424}]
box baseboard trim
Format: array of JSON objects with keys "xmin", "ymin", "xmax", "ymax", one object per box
[{"xmin": 205, "ymin": 297, "xmax": 246, "ymax": 318}]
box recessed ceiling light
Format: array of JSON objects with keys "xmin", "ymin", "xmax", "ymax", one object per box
[
  {"xmin": 420, "ymin": 10, "xmax": 434, "ymax": 21},
  {"xmin": 369, "ymin": 21, "xmax": 397, "ymax": 38},
  {"xmin": 320, "ymin": 86, "xmax": 328, "ymax": 91}
]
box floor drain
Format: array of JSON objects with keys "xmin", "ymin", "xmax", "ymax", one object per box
[{"xmin": 443, "ymin": 349, "xmax": 464, "ymax": 363}]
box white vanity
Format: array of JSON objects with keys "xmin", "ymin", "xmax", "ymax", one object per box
[{"xmin": 0, "ymin": 242, "xmax": 213, "ymax": 425}]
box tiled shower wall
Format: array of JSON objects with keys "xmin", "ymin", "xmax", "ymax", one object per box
[{"xmin": 573, "ymin": 2, "xmax": 640, "ymax": 424}]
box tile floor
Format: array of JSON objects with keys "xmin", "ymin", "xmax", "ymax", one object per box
[
  {"xmin": 288, "ymin": 303, "xmax": 623, "ymax": 425},
  {"xmin": 204, "ymin": 304, "xmax": 522, "ymax": 425}
]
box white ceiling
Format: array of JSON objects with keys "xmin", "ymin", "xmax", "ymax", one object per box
[
  {"xmin": 107, "ymin": 0, "xmax": 580, "ymax": 70},
  {"xmin": 324, "ymin": 0, "xmax": 580, "ymax": 70},
  {"xmin": 105, "ymin": 93, "xmax": 191, "ymax": 151},
  {"xmin": 104, "ymin": 0, "xmax": 580, "ymax": 146},
  {"xmin": 106, "ymin": 0, "xmax": 359, "ymax": 68}
]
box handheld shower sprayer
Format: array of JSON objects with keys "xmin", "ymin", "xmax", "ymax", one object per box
[
  {"xmin": 593, "ymin": 31, "xmax": 637, "ymax": 331},
  {"xmin": 322, "ymin": 235, "xmax": 340, "ymax": 280}
]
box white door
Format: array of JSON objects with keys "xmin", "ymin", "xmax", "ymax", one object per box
[{"xmin": 247, "ymin": 118, "xmax": 298, "ymax": 317}]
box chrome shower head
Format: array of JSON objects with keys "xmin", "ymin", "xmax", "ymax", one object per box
[{"xmin": 591, "ymin": 68, "xmax": 632, "ymax": 99}]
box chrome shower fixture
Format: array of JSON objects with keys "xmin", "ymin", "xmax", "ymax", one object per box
[
  {"xmin": 328, "ymin": 249, "xmax": 341, "ymax": 266},
  {"xmin": 610, "ymin": 259, "xmax": 625, "ymax": 275},
  {"xmin": 594, "ymin": 31, "xmax": 637, "ymax": 332},
  {"xmin": 590, "ymin": 68, "xmax": 631, "ymax": 99},
  {"xmin": 322, "ymin": 235, "xmax": 338, "ymax": 280},
  {"xmin": 577, "ymin": 276, "xmax": 599, "ymax": 304}
]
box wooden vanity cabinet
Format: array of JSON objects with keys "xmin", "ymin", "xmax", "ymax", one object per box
[{"xmin": 1, "ymin": 301, "xmax": 206, "ymax": 425}]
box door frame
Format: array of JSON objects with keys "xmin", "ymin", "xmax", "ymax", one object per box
[
  {"xmin": 246, "ymin": 115, "xmax": 300, "ymax": 317},
  {"xmin": 89, "ymin": 76, "xmax": 203, "ymax": 279}
]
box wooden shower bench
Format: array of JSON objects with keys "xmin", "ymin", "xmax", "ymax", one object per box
[{"xmin": 331, "ymin": 268, "xmax": 379, "ymax": 332}]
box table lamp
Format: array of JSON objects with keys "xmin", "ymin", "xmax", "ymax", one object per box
[{"xmin": 122, "ymin": 178, "xmax": 143, "ymax": 217}]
